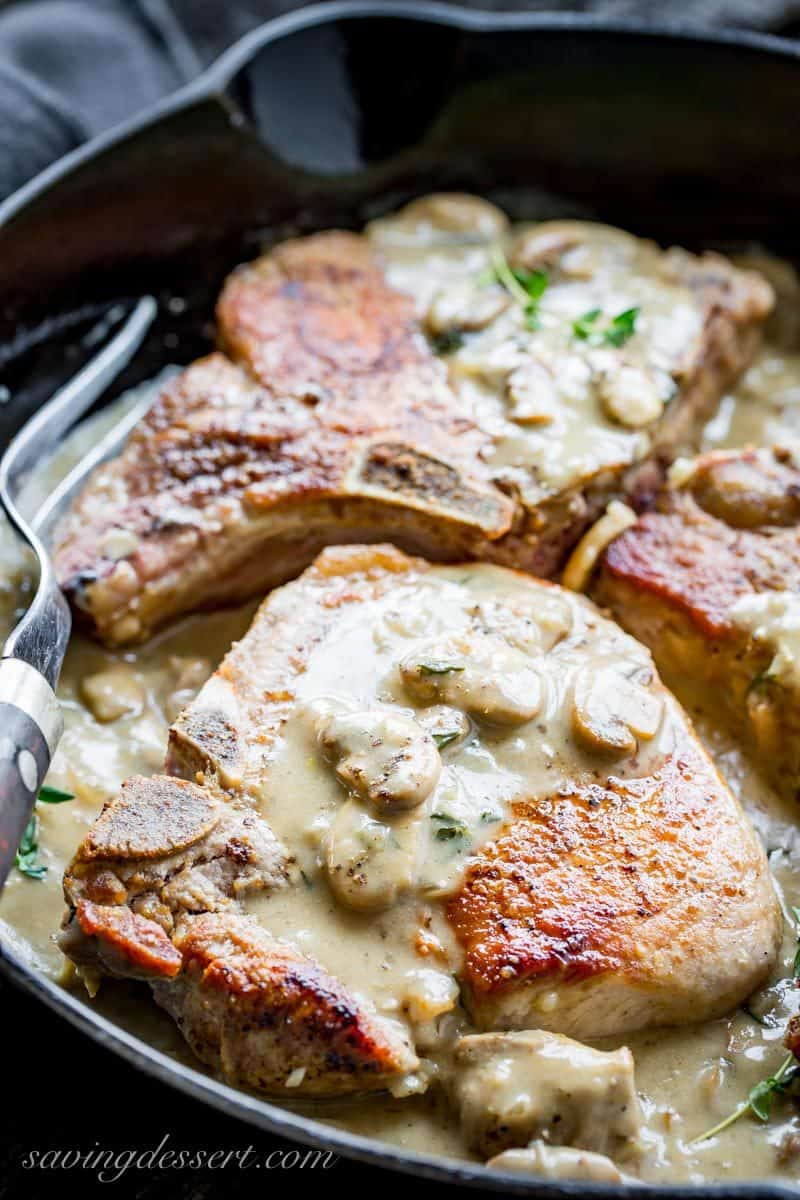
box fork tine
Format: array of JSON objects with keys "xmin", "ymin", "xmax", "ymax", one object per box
[
  {"xmin": 0, "ymin": 295, "xmax": 157, "ymax": 500},
  {"xmin": 33, "ymin": 388, "xmax": 158, "ymax": 541},
  {"xmin": 0, "ymin": 295, "xmax": 157, "ymax": 686},
  {"xmin": 0, "ymin": 296, "xmax": 158, "ymax": 888}
]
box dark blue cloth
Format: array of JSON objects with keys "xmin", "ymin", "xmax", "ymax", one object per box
[{"xmin": 0, "ymin": 0, "xmax": 798, "ymax": 202}]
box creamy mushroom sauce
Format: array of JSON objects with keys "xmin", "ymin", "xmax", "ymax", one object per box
[
  {"xmin": 367, "ymin": 195, "xmax": 704, "ymax": 506},
  {"xmin": 2, "ymin": 207, "xmax": 800, "ymax": 1184}
]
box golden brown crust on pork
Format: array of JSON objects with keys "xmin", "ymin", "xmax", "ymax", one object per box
[
  {"xmin": 62, "ymin": 544, "xmax": 780, "ymax": 1081},
  {"xmin": 169, "ymin": 544, "xmax": 778, "ymax": 1039},
  {"xmin": 152, "ymin": 912, "xmax": 416, "ymax": 1096},
  {"xmin": 599, "ymin": 449, "xmax": 800, "ymax": 638},
  {"xmin": 595, "ymin": 447, "xmax": 800, "ymax": 795},
  {"xmin": 59, "ymin": 766, "xmax": 417, "ymax": 1096},
  {"xmin": 53, "ymin": 216, "xmax": 771, "ymax": 645},
  {"xmin": 448, "ymin": 737, "xmax": 777, "ymax": 1033}
]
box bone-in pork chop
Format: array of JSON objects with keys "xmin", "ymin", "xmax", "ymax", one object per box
[
  {"xmin": 61, "ymin": 544, "xmax": 780, "ymax": 1098},
  {"xmin": 60, "ymin": 772, "xmax": 418, "ymax": 1096},
  {"xmin": 594, "ymin": 445, "xmax": 800, "ymax": 798},
  {"xmin": 53, "ymin": 195, "xmax": 772, "ymax": 645}
]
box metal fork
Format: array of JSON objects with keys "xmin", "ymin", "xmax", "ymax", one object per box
[{"xmin": 0, "ymin": 296, "xmax": 157, "ymax": 886}]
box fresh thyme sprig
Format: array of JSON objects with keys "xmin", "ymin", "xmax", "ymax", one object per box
[
  {"xmin": 38, "ymin": 785, "xmax": 75, "ymax": 805},
  {"xmin": 15, "ymin": 815, "xmax": 45, "ymax": 880},
  {"xmin": 485, "ymin": 245, "xmax": 548, "ymax": 330},
  {"xmin": 692, "ymin": 907, "xmax": 800, "ymax": 1144},
  {"xmin": 432, "ymin": 730, "xmax": 462, "ymax": 750},
  {"xmin": 431, "ymin": 812, "xmax": 470, "ymax": 844},
  {"xmin": 15, "ymin": 785, "xmax": 75, "ymax": 880},
  {"xmin": 692, "ymin": 1054, "xmax": 800, "ymax": 1143},
  {"xmin": 572, "ymin": 306, "xmax": 640, "ymax": 347}
]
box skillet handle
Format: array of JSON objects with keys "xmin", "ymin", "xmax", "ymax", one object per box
[{"xmin": 0, "ymin": 658, "xmax": 62, "ymax": 889}]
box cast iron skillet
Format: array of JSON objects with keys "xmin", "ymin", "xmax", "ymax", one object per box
[{"xmin": 1, "ymin": 3, "xmax": 799, "ymax": 1194}]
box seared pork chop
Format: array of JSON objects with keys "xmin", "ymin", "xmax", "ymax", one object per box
[
  {"xmin": 166, "ymin": 546, "xmax": 778, "ymax": 1045},
  {"xmin": 60, "ymin": 772, "xmax": 417, "ymax": 1095},
  {"xmin": 53, "ymin": 196, "xmax": 771, "ymax": 645},
  {"xmin": 594, "ymin": 446, "xmax": 800, "ymax": 797}
]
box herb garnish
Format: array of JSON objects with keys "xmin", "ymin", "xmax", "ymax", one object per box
[
  {"xmin": 432, "ymin": 730, "xmax": 462, "ymax": 751},
  {"xmin": 480, "ymin": 810, "xmax": 502, "ymax": 824},
  {"xmin": 572, "ymin": 308, "xmax": 602, "ymax": 340},
  {"xmin": 418, "ymin": 662, "xmax": 464, "ymax": 677},
  {"xmin": 485, "ymin": 245, "xmax": 548, "ymax": 330},
  {"xmin": 604, "ymin": 307, "xmax": 640, "ymax": 346},
  {"xmin": 38, "ymin": 785, "xmax": 75, "ymax": 805},
  {"xmin": 15, "ymin": 815, "xmax": 46, "ymax": 880},
  {"xmin": 15, "ymin": 785, "xmax": 75, "ymax": 880},
  {"xmin": 431, "ymin": 813, "xmax": 469, "ymax": 843},
  {"xmin": 692, "ymin": 907, "xmax": 800, "ymax": 1143},
  {"xmin": 692, "ymin": 1054, "xmax": 800, "ymax": 1143},
  {"xmin": 572, "ymin": 306, "xmax": 640, "ymax": 347}
]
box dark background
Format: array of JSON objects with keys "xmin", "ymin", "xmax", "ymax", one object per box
[
  {"xmin": 3, "ymin": 0, "xmax": 800, "ymax": 203},
  {"xmin": 0, "ymin": 1, "xmax": 798, "ymax": 1196}
]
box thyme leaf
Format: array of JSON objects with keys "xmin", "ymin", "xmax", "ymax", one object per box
[
  {"xmin": 431, "ymin": 813, "xmax": 469, "ymax": 843},
  {"xmin": 693, "ymin": 909, "xmax": 800, "ymax": 1142},
  {"xmin": 693, "ymin": 1055, "xmax": 799, "ymax": 1143},
  {"xmin": 604, "ymin": 306, "xmax": 640, "ymax": 346},
  {"xmin": 486, "ymin": 244, "xmax": 548, "ymax": 330},
  {"xmin": 572, "ymin": 308, "xmax": 602, "ymax": 340},
  {"xmin": 418, "ymin": 662, "xmax": 464, "ymax": 676},
  {"xmin": 572, "ymin": 305, "xmax": 640, "ymax": 347},
  {"xmin": 432, "ymin": 730, "xmax": 461, "ymax": 750},
  {"xmin": 15, "ymin": 815, "xmax": 46, "ymax": 880},
  {"xmin": 15, "ymin": 785, "xmax": 75, "ymax": 880},
  {"xmin": 38, "ymin": 785, "xmax": 75, "ymax": 805}
]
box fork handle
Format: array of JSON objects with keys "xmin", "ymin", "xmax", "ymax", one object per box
[{"xmin": 0, "ymin": 658, "xmax": 63, "ymax": 889}]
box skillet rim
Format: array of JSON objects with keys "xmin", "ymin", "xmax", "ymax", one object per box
[
  {"xmin": 2, "ymin": 0, "xmax": 800, "ymax": 233},
  {"xmin": 1, "ymin": 2, "xmax": 799, "ymax": 1193}
]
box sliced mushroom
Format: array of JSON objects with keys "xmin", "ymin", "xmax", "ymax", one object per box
[
  {"xmin": 453, "ymin": 1030, "xmax": 642, "ymax": 1162},
  {"xmin": 561, "ymin": 501, "xmax": 638, "ymax": 594},
  {"xmin": 400, "ymin": 633, "xmax": 541, "ymax": 726},
  {"xmin": 599, "ymin": 365, "xmax": 664, "ymax": 429},
  {"xmin": 81, "ymin": 669, "xmax": 146, "ymax": 723},
  {"xmin": 325, "ymin": 800, "xmax": 421, "ymax": 912},
  {"xmin": 401, "ymin": 967, "xmax": 460, "ymax": 1049},
  {"xmin": 165, "ymin": 655, "xmax": 212, "ymax": 723},
  {"xmin": 316, "ymin": 710, "xmax": 441, "ymax": 812},
  {"xmin": 506, "ymin": 361, "xmax": 560, "ymax": 425},
  {"xmin": 426, "ymin": 284, "xmax": 509, "ymax": 336},
  {"xmin": 416, "ymin": 705, "xmax": 472, "ymax": 753},
  {"xmin": 509, "ymin": 226, "xmax": 583, "ymax": 273},
  {"xmin": 402, "ymin": 967, "xmax": 460, "ymax": 1024},
  {"xmin": 450, "ymin": 339, "xmax": 525, "ymax": 387},
  {"xmin": 689, "ymin": 449, "xmax": 800, "ymax": 529},
  {"xmin": 470, "ymin": 599, "xmax": 543, "ymax": 657},
  {"xmin": 487, "ymin": 1143, "xmax": 625, "ymax": 1182},
  {"xmin": 560, "ymin": 242, "xmax": 602, "ymax": 280},
  {"xmin": 571, "ymin": 662, "xmax": 662, "ymax": 756},
  {"xmin": 370, "ymin": 193, "xmax": 509, "ymax": 244},
  {"xmin": 399, "ymin": 193, "xmax": 509, "ymax": 239}
]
